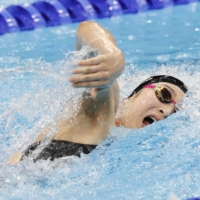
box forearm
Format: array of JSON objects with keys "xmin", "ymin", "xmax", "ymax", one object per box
[{"xmin": 76, "ymin": 21, "xmax": 120, "ymax": 54}]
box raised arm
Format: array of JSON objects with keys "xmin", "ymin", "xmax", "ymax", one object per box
[
  {"xmin": 38, "ymin": 21, "xmax": 125, "ymax": 144},
  {"xmin": 75, "ymin": 21, "xmax": 117, "ymax": 51},
  {"xmin": 69, "ymin": 21, "xmax": 125, "ymax": 98}
]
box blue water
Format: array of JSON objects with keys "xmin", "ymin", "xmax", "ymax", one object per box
[{"xmin": 0, "ymin": 2, "xmax": 200, "ymax": 200}]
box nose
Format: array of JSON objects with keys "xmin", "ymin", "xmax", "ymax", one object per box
[
  {"xmin": 159, "ymin": 109, "xmax": 168, "ymax": 119},
  {"xmin": 159, "ymin": 109, "xmax": 164, "ymax": 114},
  {"xmin": 159, "ymin": 104, "xmax": 175, "ymax": 118}
]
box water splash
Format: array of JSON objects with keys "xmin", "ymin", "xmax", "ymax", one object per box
[
  {"xmin": 0, "ymin": 3, "xmax": 200, "ymax": 199},
  {"xmin": 0, "ymin": 52, "xmax": 200, "ymax": 199},
  {"xmin": 0, "ymin": 46, "xmax": 95, "ymax": 161}
]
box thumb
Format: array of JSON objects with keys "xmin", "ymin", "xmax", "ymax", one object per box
[{"xmin": 91, "ymin": 88, "xmax": 98, "ymax": 99}]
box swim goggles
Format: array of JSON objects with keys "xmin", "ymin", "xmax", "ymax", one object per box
[{"xmin": 144, "ymin": 84, "xmax": 176, "ymax": 104}]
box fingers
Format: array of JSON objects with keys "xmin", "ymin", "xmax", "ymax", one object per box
[
  {"xmin": 69, "ymin": 71, "xmax": 110, "ymax": 83},
  {"xmin": 69, "ymin": 54, "xmax": 114, "ymax": 89},
  {"xmin": 76, "ymin": 55, "xmax": 105, "ymax": 66},
  {"xmin": 72, "ymin": 61, "xmax": 109, "ymax": 74},
  {"xmin": 71, "ymin": 65, "xmax": 100, "ymax": 74},
  {"xmin": 72, "ymin": 80, "xmax": 109, "ymax": 88}
]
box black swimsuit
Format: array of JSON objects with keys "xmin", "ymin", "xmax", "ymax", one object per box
[{"xmin": 21, "ymin": 140, "xmax": 97, "ymax": 162}]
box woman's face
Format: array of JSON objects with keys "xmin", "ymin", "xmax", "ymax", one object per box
[{"xmin": 121, "ymin": 82, "xmax": 185, "ymax": 129}]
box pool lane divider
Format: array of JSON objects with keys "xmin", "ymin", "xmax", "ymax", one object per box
[
  {"xmin": 0, "ymin": 0, "xmax": 199, "ymax": 35},
  {"xmin": 0, "ymin": 0, "xmax": 200, "ymax": 198}
]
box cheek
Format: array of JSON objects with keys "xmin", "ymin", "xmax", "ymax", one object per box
[
  {"xmin": 124, "ymin": 104, "xmax": 142, "ymax": 127},
  {"xmin": 128, "ymin": 99, "xmax": 152, "ymax": 120},
  {"xmin": 139, "ymin": 94, "xmax": 158, "ymax": 110},
  {"xmin": 175, "ymin": 93, "xmax": 184, "ymax": 103},
  {"xmin": 125, "ymin": 92, "xmax": 159, "ymax": 125}
]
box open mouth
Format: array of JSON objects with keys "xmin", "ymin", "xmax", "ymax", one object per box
[{"xmin": 143, "ymin": 116, "xmax": 157, "ymax": 127}]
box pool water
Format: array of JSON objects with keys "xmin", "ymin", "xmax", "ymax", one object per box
[{"xmin": 0, "ymin": 2, "xmax": 200, "ymax": 200}]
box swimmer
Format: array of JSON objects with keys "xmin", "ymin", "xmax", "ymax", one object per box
[{"xmin": 8, "ymin": 21, "xmax": 187, "ymax": 164}]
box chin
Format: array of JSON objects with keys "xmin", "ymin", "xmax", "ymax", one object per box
[{"xmin": 131, "ymin": 124, "xmax": 141, "ymax": 129}]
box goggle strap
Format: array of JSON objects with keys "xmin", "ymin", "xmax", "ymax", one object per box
[
  {"xmin": 143, "ymin": 84, "xmax": 154, "ymax": 89},
  {"xmin": 171, "ymin": 99, "xmax": 176, "ymax": 104}
]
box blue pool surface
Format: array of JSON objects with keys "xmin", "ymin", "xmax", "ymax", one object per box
[{"xmin": 0, "ymin": 1, "xmax": 200, "ymax": 200}]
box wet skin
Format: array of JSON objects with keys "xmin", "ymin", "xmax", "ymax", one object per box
[
  {"xmin": 6, "ymin": 21, "xmax": 185, "ymax": 164},
  {"xmin": 116, "ymin": 82, "xmax": 185, "ymax": 129}
]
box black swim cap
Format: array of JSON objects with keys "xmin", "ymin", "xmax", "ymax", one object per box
[{"xmin": 128, "ymin": 75, "xmax": 188, "ymax": 98}]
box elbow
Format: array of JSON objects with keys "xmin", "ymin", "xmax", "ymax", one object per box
[{"xmin": 77, "ymin": 21, "xmax": 97, "ymax": 34}]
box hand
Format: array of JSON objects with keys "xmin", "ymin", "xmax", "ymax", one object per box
[{"xmin": 69, "ymin": 50, "xmax": 125, "ymax": 98}]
